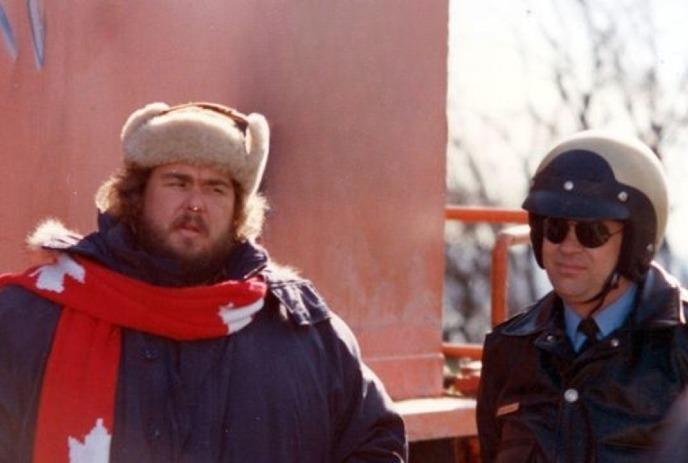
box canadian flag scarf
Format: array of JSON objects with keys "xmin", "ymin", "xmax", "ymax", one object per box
[{"xmin": 0, "ymin": 254, "xmax": 267, "ymax": 463}]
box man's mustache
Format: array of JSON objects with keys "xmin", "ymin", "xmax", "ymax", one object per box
[{"xmin": 171, "ymin": 213, "xmax": 209, "ymax": 235}]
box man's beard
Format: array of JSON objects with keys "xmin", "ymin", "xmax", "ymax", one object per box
[{"xmin": 136, "ymin": 212, "xmax": 235, "ymax": 285}]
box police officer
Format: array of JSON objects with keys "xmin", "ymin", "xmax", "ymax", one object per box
[{"xmin": 477, "ymin": 131, "xmax": 688, "ymax": 462}]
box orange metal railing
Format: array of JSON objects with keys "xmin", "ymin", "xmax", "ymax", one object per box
[
  {"xmin": 442, "ymin": 206, "xmax": 530, "ymax": 362},
  {"xmin": 444, "ymin": 205, "xmax": 529, "ymax": 225},
  {"xmin": 490, "ymin": 225, "xmax": 531, "ymax": 326}
]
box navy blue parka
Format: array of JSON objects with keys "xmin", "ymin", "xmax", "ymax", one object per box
[{"xmin": 0, "ymin": 214, "xmax": 406, "ymax": 462}]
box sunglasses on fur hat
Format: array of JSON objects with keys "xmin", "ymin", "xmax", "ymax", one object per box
[
  {"xmin": 543, "ymin": 217, "xmax": 623, "ymax": 248},
  {"xmin": 162, "ymin": 102, "xmax": 249, "ymax": 134}
]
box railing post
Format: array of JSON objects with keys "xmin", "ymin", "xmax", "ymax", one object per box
[{"xmin": 490, "ymin": 225, "xmax": 531, "ymax": 326}]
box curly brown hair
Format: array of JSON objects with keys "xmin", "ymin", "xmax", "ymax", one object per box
[{"xmin": 95, "ymin": 166, "xmax": 268, "ymax": 241}]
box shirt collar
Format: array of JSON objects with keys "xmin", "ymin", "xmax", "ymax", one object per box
[{"xmin": 564, "ymin": 283, "xmax": 638, "ymax": 351}]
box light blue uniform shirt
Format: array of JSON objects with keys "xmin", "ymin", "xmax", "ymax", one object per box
[{"xmin": 564, "ymin": 283, "xmax": 638, "ymax": 352}]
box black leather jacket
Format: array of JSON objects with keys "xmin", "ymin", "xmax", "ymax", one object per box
[{"xmin": 477, "ymin": 263, "xmax": 688, "ymax": 463}]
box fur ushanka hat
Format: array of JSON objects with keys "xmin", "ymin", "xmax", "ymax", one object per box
[{"xmin": 121, "ymin": 102, "xmax": 269, "ymax": 196}]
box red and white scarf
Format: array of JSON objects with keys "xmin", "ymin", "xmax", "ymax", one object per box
[{"xmin": 0, "ymin": 254, "xmax": 267, "ymax": 463}]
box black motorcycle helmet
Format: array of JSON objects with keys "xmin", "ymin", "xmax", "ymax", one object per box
[{"xmin": 522, "ymin": 131, "xmax": 668, "ymax": 282}]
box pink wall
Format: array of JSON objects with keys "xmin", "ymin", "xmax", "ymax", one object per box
[{"xmin": 0, "ymin": 0, "xmax": 448, "ymax": 399}]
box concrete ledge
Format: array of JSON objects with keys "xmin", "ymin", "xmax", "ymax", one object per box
[{"xmin": 395, "ymin": 396, "xmax": 477, "ymax": 442}]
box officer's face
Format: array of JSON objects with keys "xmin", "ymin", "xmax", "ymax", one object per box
[
  {"xmin": 542, "ymin": 218, "xmax": 625, "ymax": 315},
  {"xmin": 141, "ymin": 163, "xmax": 236, "ymax": 262}
]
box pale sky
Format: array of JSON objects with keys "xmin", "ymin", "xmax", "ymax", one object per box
[{"xmin": 448, "ymin": 0, "xmax": 688, "ymax": 260}]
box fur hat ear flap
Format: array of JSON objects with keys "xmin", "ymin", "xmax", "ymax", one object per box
[{"xmin": 243, "ymin": 113, "xmax": 270, "ymax": 196}]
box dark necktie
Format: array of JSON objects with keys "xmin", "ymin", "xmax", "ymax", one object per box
[{"xmin": 578, "ymin": 317, "xmax": 600, "ymax": 352}]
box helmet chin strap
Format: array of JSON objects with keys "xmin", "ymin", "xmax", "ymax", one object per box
[{"xmin": 583, "ymin": 270, "xmax": 621, "ymax": 317}]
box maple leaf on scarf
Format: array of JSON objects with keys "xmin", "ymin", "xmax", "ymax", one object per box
[
  {"xmin": 68, "ymin": 418, "xmax": 111, "ymax": 463},
  {"xmin": 218, "ymin": 299, "xmax": 265, "ymax": 334},
  {"xmin": 30, "ymin": 254, "xmax": 85, "ymax": 293}
]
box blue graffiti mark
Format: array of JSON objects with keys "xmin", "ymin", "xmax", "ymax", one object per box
[
  {"xmin": 27, "ymin": 0, "xmax": 44, "ymax": 68},
  {"xmin": 0, "ymin": 2, "xmax": 17, "ymax": 61}
]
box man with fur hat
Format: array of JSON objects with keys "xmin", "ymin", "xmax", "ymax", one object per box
[
  {"xmin": 0, "ymin": 102, "xmax": 406, "ymax": 462},
  {"xmin": 477, "ymin": 131, "xmax": 688, "ymax": 462}
]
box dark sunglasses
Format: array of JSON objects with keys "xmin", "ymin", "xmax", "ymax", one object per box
[{"xmin": 543, "ymin": 217, "xmax": 623, "ymax": 248}]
